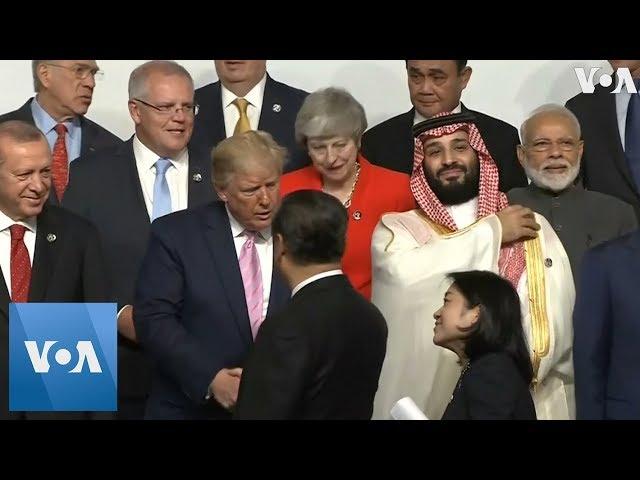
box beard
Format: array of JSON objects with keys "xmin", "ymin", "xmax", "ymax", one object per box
[
  {"xmin": 424, "ymin": 160, "xmax": 480, "ymax": 206},
  {"xmin": 525, "ymin": 159, "xmax": 580, "ymax": 192}
]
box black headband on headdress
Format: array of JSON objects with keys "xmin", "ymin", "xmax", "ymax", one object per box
[{"xmin": 412, "ymin": 111, "xmax": 477, "ymax": 138}]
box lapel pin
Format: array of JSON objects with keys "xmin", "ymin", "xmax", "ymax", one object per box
[
  {"xmin": 47, "ymin": 233, "xmax": 57, "ymax": 243},
  {"xmin": 544, "ymin": 258, "xmax": 553, "ymax": 268},
  {"xmin": 272, "ymin": 104, "xmax": 282, "ymax": 113},
  {"xmin": 353, "ymin": 210, "xmax": 362, "ymax": 221},
  {"xmin": 192, "ymin": 173, "xmax": 202, "ymax": 182}
]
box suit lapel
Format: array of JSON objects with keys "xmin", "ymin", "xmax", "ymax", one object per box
[
  {"xmin": 79, "ymin": 117, "xmax": 97, "ymax": 158},
  {"xmin": 0, "ymin": 265, "xmax": 9, "ymax": 321},
  {"xmin": 258, "ymin": 75, "xmax": 287, "ymax": 141},
  {"xmin": 200, "ymin": 203, "xmax": 252, "ymax": 344},
  {"xmin": 187, "ymin": 147, "xmax": 215, "ymax": 207},
  {"xmin": 122, "ymin": 138, "xmax": 152, "ymax": 224},
  {"xmin": 29, "ymin": 206, "xmax": 60, "ymax": 302},
  {"xmin": 402, "ymin": 109, "xmax": 417, "ymax": 170},
  {"xmin": 596, "ymin": 86, "xmax": 638, "ymax": 194},
  {"xmin": 205, "ymin": 82, "xmax": 227, "ymax": 144}
]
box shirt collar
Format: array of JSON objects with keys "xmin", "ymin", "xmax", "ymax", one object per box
[
  {"xmin": 291, "ymin": 269, "xmax": 344, "ymax": 298},
  {"xmin": 221, "ymin": 73, "xmax": 267, "ymax": 110},
  {"xmin": 225, "ymin": 205, "xmax": 272, "ymax": 241},
  {"xmin": 31, "ymin": 96, "xmax": 80, "ymax": 138},
  {"xmin": 413, "ymin": 102, "xmax": 462, "ymax": 125},
  {"xmin": 0, "ymin": 208, "xmax": 37, "ymax": 234},
  {"xmin": 133, "ymin": 134, "xmax": 188, "ymax": 171}
]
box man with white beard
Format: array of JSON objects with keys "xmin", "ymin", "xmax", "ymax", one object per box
[{"xmin": 508, "ymin": 104, "xmax": 637, "ymax": 283}]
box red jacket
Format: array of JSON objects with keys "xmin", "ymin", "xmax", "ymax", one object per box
[{"xmin": 281, "ymin": 155, "xmax": 415, "ymax": 299}]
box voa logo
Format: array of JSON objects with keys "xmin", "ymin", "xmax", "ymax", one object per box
[
  {"xmin": 575, "ymin": 67, "xmax": 638, "ymax": 94},
  {"xmin": 24, "ymin": 340, "xmax": 103, "ymax": 373}
]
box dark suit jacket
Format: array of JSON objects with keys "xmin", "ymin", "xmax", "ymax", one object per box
[
  {"xmin": 573, "ymin": 229, "xmax": 640, "ymax": 419},
  {"xmin": 361, "ymin": 104, "xmax": 528, "ymax": 193},
  {"xmin": 234, "ymin": 274, "xmax": 388, "ymax": 420},
  {"xmin": 441, "ymin": 352, "xmax": 536, "ymax": 420},
  {"xmin": 566, "ymin": 85, "xmax": 640, "ymax": 220},
  {"xmin": 508, "ymin": 184, "xmax": 637, "ymax": 284},
  {"xmin": 133, "ymin": 201, "xmax": 291, "ymax": 419},
  {"xmin": 191, "ymin": 74, "xmax": 309, "ymax": 172},
  {"xmin": 0, "ymin": 205, "xmax": 111, "ymax": 420},
  {"xmin": 62, "ymin": 138, "xmax": 216, "ymax": 406},
  {"xmin": 0, "ymin": 98, "xmax": 123, "ymax": 204}
]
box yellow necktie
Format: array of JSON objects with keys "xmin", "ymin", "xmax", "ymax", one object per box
[{"xmin": 232, "ymin": 98, "xmax": 252, "ymax": 135}]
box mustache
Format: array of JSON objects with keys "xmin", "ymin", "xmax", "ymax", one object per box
[{"xmin": 437, "ymin": 163, "xmax": 468, "ymax": 176}]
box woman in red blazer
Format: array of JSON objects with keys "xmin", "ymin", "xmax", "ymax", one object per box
[{"xmin": 281, "ymin": 87, "xmax": 415, "ymax": 299}]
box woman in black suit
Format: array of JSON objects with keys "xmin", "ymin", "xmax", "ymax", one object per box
[{"xmin": 433, "ymin": 270, "xmax": 536, "ymax": 420}]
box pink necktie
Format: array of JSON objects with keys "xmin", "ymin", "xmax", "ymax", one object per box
[{"xmin": 238, "ymin": 231, "xmax": 264, "ymax": 339}]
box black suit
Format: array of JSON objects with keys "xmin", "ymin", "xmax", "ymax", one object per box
[
  {"xmin": 234, "ymin": 274, "xmax": 388, "ymax": 420},
  {"xmin": 0, "ymin": 205, "xmax": 111, "ymax": 420},
  {"xmin": 441, "ymin": 352, "xmax": 536, "ymax": 420},
  {"xmin": 361, "ymin": 104, "xmax": 528, "ymax": 193},
  {"xmin": 191, "ymin": 74, "xmax": 309, "ymax": 172},
  {"xmin": 566, "ymin": 85, "xmax": 640, "ymax": 220},
  {"xmin": 0, "ymin": 98, "xmax": 123, "ymax": 204},
  {"xmin": 62, "ymin": 138, "xmax": 216, "ymax": 419}
]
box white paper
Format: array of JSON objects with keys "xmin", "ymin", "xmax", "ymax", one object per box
[{"xmin": 390, "ymin": 397, "xmax": 429, "ymax": 420}]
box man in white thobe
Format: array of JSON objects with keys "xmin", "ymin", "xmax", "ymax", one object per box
[{"xmin": 371, "ymin": 112, "xmax": 575, "ymax": 420}]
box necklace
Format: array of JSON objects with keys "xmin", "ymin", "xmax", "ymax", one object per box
[{"xmin": 342, "ymin": 161, "xmax": 361, "ymax": 209}]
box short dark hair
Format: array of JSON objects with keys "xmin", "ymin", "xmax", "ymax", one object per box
[
  {"xmin": 448, "ymin": 270, "xmax": 533, "ymax": 385},
  {"xmin": 273, "ymin": 190, "xmax": 347, "ymax": 266},
  {"xmin": 405, "ymin": 60, "xmax": 468, "ymax": 73}
]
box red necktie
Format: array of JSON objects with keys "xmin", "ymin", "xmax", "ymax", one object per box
[
  {"xmin": 52, "ymin": 123, "xmax": 69, "ymax": 200},
  {"xmin": 10, "ymin": 225, "xmax": 31, "ymax": 303}
]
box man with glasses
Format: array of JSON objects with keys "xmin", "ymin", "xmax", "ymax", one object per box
[
  {"xmin": 0, "ymin": 60, "xmax": 122, "ymax": 204},
  {"xmin": 63, "ymin": 60, "xmax": 216, "ymax": 419},
  {"xmin": 508, "ymin": 104, "xmax": 637, "ymax": 284}
]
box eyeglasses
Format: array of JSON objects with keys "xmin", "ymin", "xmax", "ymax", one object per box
[
  {"xmin": 525, "ymin": 139, "xmax": 582, "ymax": 153},
  {"xmin": 133, "ymin": 98, "xmax": 199, "ymax": 116},
  {"xmin": 44, "ymin": 63, "xmax": 104, "ymax": 81}
]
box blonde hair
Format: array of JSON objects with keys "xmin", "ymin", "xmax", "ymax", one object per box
[{"xmin": 211, "ymin": 130, "xmax": 287, "ymax": 189}]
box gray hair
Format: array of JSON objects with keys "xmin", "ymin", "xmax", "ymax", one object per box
[
  {"xmin": 128, "ymin": 60, "xmax": 193, "ymax": 100},
  {"xmin": 0, "ymin": 120, "xmax": 48, "ymax": 162},
  {"xmin": 32, "ymin": 60, "xmax": 44, "ymax": 92},
  {"xmin": 520, "ymin": 104, "xmax": 581, "ymax": 144},
  {"xmin": 211, "ymin": 130, "xmax": 287, "ymax": 189},
  {"xmin": 294, "ymin": 87, "xmax": 367, "ymax": 147}
]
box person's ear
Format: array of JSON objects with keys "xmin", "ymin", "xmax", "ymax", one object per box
[
  {"xmin": 465, "ymin": 305, "xmax": 480, "ymax": 328},
  {"xmin": 516, "ymin": 144, "xmax": 527, "ymax": 169}
]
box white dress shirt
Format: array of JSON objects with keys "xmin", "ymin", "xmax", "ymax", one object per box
[
  {"xmin": 0, "ymin": 210, "xmax": 37, "ymax": 295},
  {"xmin": 445, "ymin": 197, "xmax": 478, "ymax": 229},
  {"xmin": 226, "ymin": 206, "xmax": 273, "ymax": 320},
  {"xmin": 133, "ymin": 135, "xmax": 189, "ymax": 219},
  {"xmin": 221, "ymin": 74, "xmax": 267, "ymax": 138},
  {"xmin": 291, "ymin": 269, "xmax": 344, "ymax": 298},
  {"xmin": 413, "ymin": 103, "xmax": 462, "ymax": 125}
]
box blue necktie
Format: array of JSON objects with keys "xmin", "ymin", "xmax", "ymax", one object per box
[
  {"xmin": 151, "ymin": 158, "xmax": 172, "ymax": 221},
  {"xmin": 625, "ymin": 79, "xmax": 640, "ymax": 191}
]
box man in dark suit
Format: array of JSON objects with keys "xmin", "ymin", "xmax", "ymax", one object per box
[
  {"xmin": 361, "ymin": 60, "xmax": 527, "ymax": 193},
  {"xmin": 134, "ymin": 130, "xmax": 291, "ymax": 419},
  {"xmin": 190, "ymin": 60, "xmax": 309, "ymax": 172},
  {"xmin": 573, "ymin": 229, "xmax": 640, "ymax": 419},
  {"xmin": 0, "ymin": 120, "xmax": 110, "ymax": 420},
  {"xmin": 0, "ymin": 61, "xmax": 122, "ymax": 205},
  {"xmin": 508, "ymin": 104, "xmax": 637, "ymax": 284},
  {"xmin": 63, "ymin": 60, "xmax": 216, "ymax": 419},
  {"xmin": 234, "ymin": 190, "xmax": 388, "ymax": 420},
  {"xmin": 566, "ymin": 60, "xmax": 640, "ymax": 221}
]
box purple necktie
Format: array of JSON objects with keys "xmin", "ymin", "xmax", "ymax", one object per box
[{"xmin": 238, "ymin": 231, "xmax": 264, "ymax": 339}]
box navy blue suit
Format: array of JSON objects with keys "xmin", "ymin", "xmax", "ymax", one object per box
[
  {"xmin": 133, "ymin": 201, "xmax": 290, "ymax": 419},
  {"xmin": 573, "ymin": 229, "xmax": 640, "ymax": 419},
  {"xmin": 190, "ymin": 74, "xmax": 309, "ymax": 172}
]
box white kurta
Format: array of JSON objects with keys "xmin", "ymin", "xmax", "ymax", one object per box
[{"xmin": 370, "ymin": 210, "xmax": 575, "ymax": 420}]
